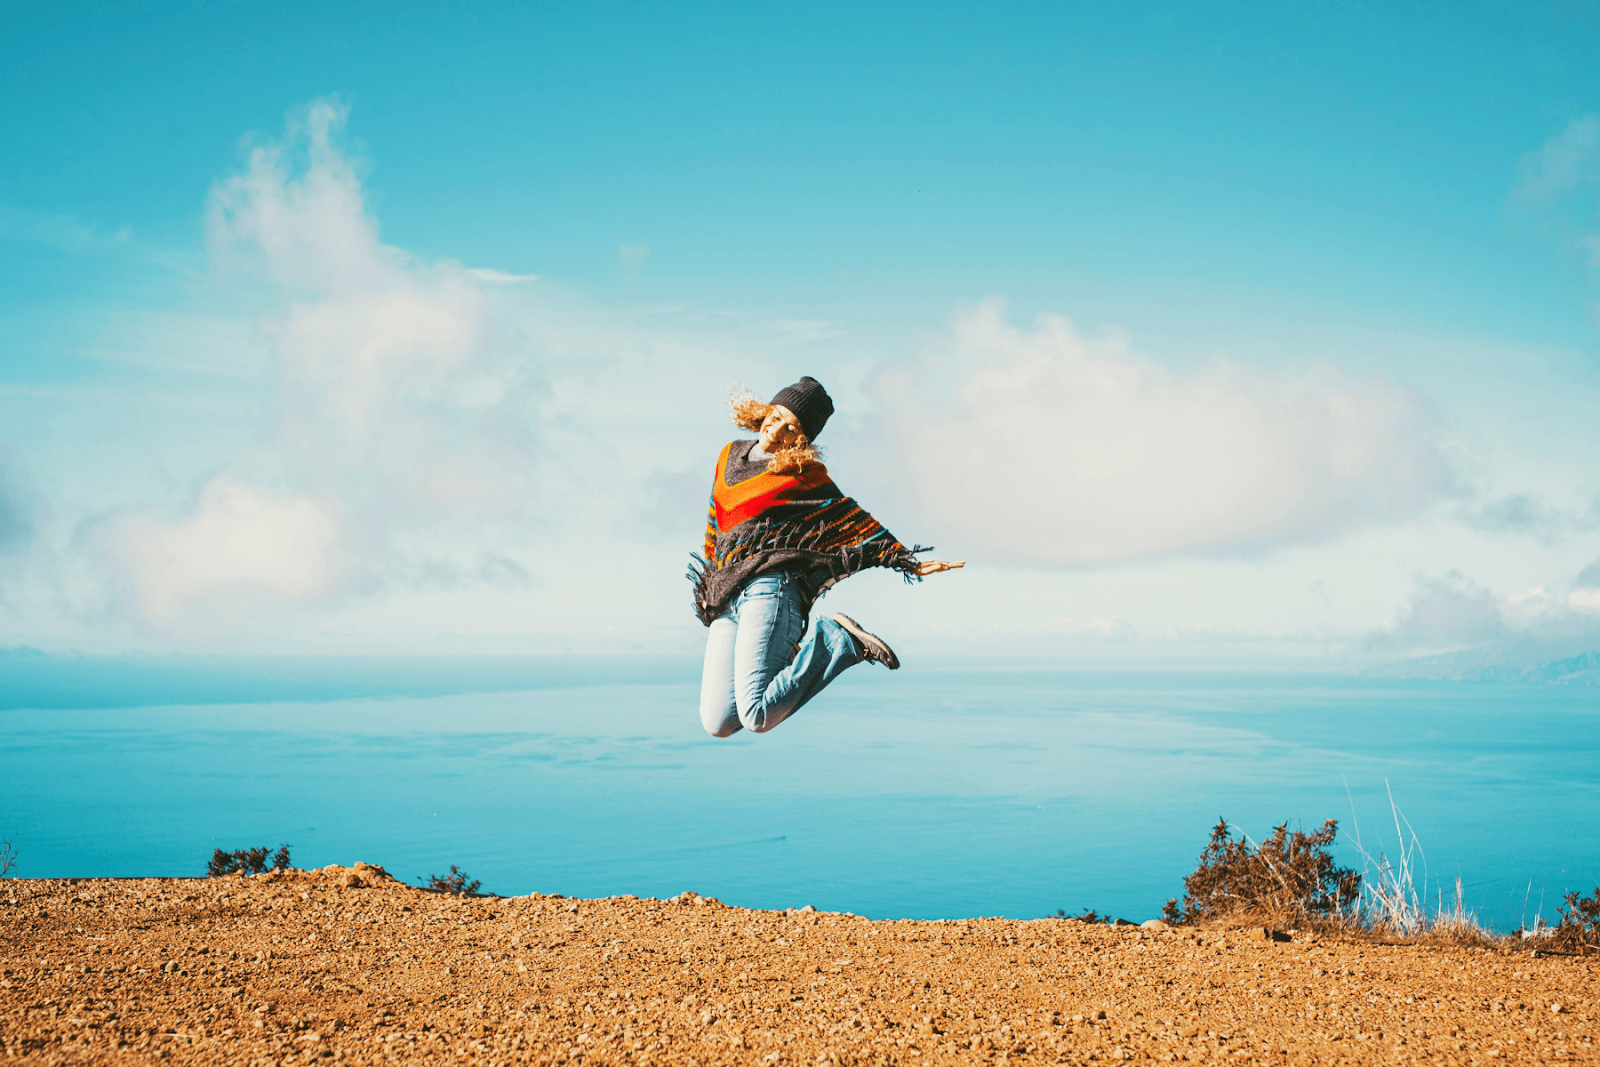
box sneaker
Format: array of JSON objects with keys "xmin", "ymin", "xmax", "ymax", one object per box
[{"xmin": 832, "ymin": 613, "xmax": 900, "ymax": 670}]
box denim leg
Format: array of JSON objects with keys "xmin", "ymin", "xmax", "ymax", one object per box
[
  {"xmin": 730, "ymin": 574, "xmax": 799, "ymax": 733},
  {"xmin": 733, "ymin": 575, "xmax": 863, "ymax": 733},
  {"xmin": 698, "ymin": 615, "xmax": 741, "ymax": 737}
]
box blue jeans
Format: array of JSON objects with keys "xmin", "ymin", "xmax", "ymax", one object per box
[{"xmin": 698, "ymin": 572, "xmax": 864, "ymax": 737}]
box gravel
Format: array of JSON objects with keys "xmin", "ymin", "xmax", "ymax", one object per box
[{"xmin": 3, "ymin": 865, "xmax": 1595, "ymax": 1064}]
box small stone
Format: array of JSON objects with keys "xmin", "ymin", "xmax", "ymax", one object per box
[
  {"xmin": 1550, "ymin": 1003, "xmax": 1564, "ymax": 1014},
  {"xmin": 1140, "ymin": 920, "xmax": 1170, "ymax": 931}
]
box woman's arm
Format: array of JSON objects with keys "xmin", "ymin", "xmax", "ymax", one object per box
[{"xmin": 912, "ymin": 559, "xmax": 965, "ymax": 577}]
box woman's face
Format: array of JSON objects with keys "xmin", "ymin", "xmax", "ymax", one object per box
[{"xmin": 758, "ymin": 405, "xmax": 803, "ymax": 453}]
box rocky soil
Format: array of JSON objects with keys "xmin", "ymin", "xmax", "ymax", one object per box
[{"xmin": 3, "ymin": 865, "xmax": 1595, "ymax": 1065}]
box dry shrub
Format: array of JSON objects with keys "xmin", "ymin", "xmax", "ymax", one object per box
[
  {"xmin": 1165, "ymin": 818, "xmax": 1360, "ymax": 926},
  {"xmin": 207, "ymin": 844, "xmax": 290, "ymax": 877},
  {"xmin": 1551, "ymin": 886, "xmax": 1600, "ymax": 955},
  {"xmin": 421, "ymin": 865, "xmax": 482, "ymax": 896},
  {"xmin": 1053, "ymin": 907, "xmax": 1107, "ymax": 924}
]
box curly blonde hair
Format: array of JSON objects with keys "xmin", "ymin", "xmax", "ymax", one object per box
[{"xmin": 729, "ymin": 388, "xmax": 824, "ymax": 475}]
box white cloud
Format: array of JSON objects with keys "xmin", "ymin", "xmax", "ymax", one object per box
[
  {"xmin": 0, "ymin": 451, "xmax": 38, "ymax": 555},
  {"xmin": 207, "ymin": 102, "xmax": 382, "ymax": 294},
  {"xmin": 94, "ymin": 474, "xmax": 345, "ymax": 628},
  {"xmin": 865, "ymin": 298, "xmax": 1452, "ymax": 567},
  {"xmin": 1515, "ymin": 115, "xmax": 1600, "ymax": 330},
  {"xmin": 469, "ymin": 268, "xmax": 540, "ymax": 284},
  {"xmin": 74, "ymin": 100, "xmax": 836, "ymax": 640},
  {"xmin": 91, "ymin": 100, "xmax": 543, "ymax": 631},
  {"xmin": 0, "ymin": 205, "xmax": 133, "ymax": 256},
  {"xmin": 224, "ymin": 102, "xmax": 539, "ymax": 517},
  {"xmin": 1515, "ymin": 115, "xmax": 1599, "ymax": 205},
  {"xmin": 27, "ymin": 104, "xmax": 1588, "ymax": 654},
  {"xmin": 1570, "ymin": 558, "xmax": 1600, "ymax": 616},
  {"xmin": 1455, "ymin": 492, "xmax": 1600, "ymax": 542},
  {"xmin": 1374, "ymin": 571, "xmax": 1505, "ymax": 651},
  {"xmin": 1364, "ymin": 559, "xmax": 1600, "ymax": 663},
  {"xmin": 769, "ymin": 318, "xmax": 843, "ymax": 343}
]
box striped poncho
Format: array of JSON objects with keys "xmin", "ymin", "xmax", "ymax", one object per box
[{"xmin": 688, "ymin": 440, "xmax": 927, "ymax": 626}]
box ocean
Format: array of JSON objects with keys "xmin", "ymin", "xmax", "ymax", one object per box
[{"xmin": 4, "ymin": 655, "xmax": 1597, "ymax": 932}]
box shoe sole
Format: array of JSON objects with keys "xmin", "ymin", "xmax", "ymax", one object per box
[{"xmin": 832, "ymin": 613, "xmax": 900, "ymax": 670}]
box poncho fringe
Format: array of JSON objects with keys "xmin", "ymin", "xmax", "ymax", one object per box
[{"xmin": 687, "ymin": 496, "xmax": 929, "ymax": 626}]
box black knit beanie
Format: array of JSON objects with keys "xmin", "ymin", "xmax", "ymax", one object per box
[{"xmin": 769, "ymin": 376, "xmax": 834, "ymax": 440}]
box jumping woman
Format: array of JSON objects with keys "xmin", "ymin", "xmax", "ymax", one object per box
[{"xmin": 690, "ymin": 376, "xmax": 963, "ymax": 737}]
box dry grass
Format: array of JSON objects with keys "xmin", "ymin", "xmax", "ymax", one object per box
[
  {"xmin": 1340, "ymin": 783, "xmax": 1512, "ymax": 946},
  {"xmin": 1163, "ymin": 792, "xmax": 1562, "ymax": 956}
]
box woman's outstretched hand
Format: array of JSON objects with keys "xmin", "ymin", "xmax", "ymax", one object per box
[{"xmin": 913, "ymin": 559, "xmax": 965, "ymax": 577}]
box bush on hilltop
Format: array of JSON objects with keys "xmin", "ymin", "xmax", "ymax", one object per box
[
  {"xmin": 1053, "ymin": 907, "xmax": 1109, "ymax": 924},
  {"xmin": 1552, "ymin": 886, "xmax": 1600, "ymax": 955},
  {"xmin": 420, "ymin": 865, "xmax": 483, "ymax": 896},
  {"xmin": 1164, "ymin": 818, "xmax": 1360, "ymax": 926},
  {"xmin": 207, "ymin": 843, "xmax": 291, "ymax": 877}
]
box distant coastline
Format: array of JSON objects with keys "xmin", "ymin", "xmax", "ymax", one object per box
[{"xmin": 1363, "ymin": 646, "xmax": 1600, "ymax": 685}]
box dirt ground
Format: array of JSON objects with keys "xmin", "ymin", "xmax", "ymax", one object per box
[{"xmin": 3, "ymin": 865, "xmax": 1595, "ymax": 1065}]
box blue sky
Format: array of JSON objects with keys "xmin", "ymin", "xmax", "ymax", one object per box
[{"xmin": 2, "ymin": 1, "xmax": 1599, "ymax": 661}]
